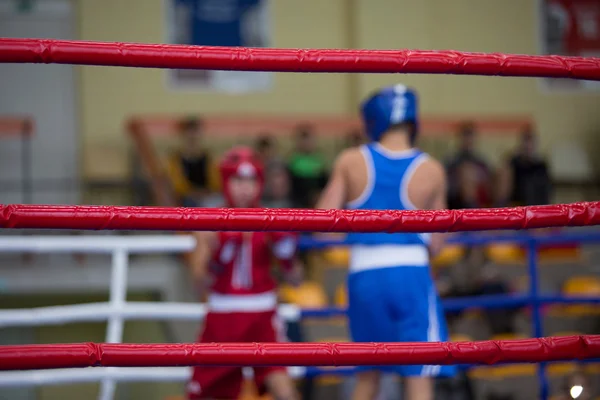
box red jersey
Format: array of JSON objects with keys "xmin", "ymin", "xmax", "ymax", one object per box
[
  {"xmin": 209, "ymin": 231, "xmax": 298, "ymax": 296},
  {"xmin": 189, "ymin": 231, "xmax": 296, "ymax": 399}
]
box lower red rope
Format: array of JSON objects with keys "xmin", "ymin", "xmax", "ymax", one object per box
[{"xmin": 1, "ymin": 336, "xmax": 599, "ymax": 370}]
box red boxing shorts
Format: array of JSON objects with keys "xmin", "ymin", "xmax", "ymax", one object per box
[{"xmin": 187, "ymin": 310, "xmax": 287, "ymax": 399}]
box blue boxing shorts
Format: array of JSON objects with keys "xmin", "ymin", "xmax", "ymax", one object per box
[{"xmin": 347, "ymin": 265, "xmax": 456, "ymax": 377}]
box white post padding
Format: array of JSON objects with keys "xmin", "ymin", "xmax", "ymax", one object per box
[
  {"xmin": 0, "ymin": 302, "xmax": 300, "ymax": 327},
  {"xmin": 0, "ymin": 235, "xmax": 196, "ymax": 253}
]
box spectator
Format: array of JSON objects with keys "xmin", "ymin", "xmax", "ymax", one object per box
[
  {"xmin": 496, "ymin": 128, "xmax": 552, "ymax": 206},
  {"xmin": 167, "ymin": 117, "xmax": 218, "ymax": 207},
  {"xmin": 345, "ymin": 128, "xmax": 365, "ymax": 148},
  {"xmin": 445, "ymin": 122, "xmax": 492, "ymax": 209},
  {"xmin": 254, "ymin": 133, "xmax": 275, "ymax": 165},
  {"xmin": 477, "ymin": 265, "xmax": 516, "ymax": 335},
  {"xmin": 255, "ymin": 134, "xmax": 291, "ymax": 205},
  {"xmin": 288, "ymin": 124, "xmax": 328, "ymax": 208},
  {"xmin": 254, "ymin": 133, "xmax": 287, "ymax": 177},
  {"xmin": 264, "ymin": 163, "xmax": 293, "ymax": 208},
  {"xmin": 438, "ymin": 249, "xmax": 515, "ymax": 335}
]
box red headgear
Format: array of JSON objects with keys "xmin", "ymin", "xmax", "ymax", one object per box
[{"xmin": 219, "ymin": 146, "xmax": 265, "ymax": 207}]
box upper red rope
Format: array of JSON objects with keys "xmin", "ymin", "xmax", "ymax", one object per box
[
  {"xmin": 1, "ymin": 336, "xmax": 598, "ymax": 370},
  {"xmin": 0, "ymin": 38, "xmax": 599, "ymax": 80},
  {"xmin": 0, "ymin": 202, "xmax": 598, "ymax": 232}
]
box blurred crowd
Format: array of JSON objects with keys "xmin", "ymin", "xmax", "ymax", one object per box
[
  {"xmin": 446, "ymin": 122, "xmax": 552, "ymax": 210},
  {"xmin": 166, "ymin": 117, "xmax": 332, "ymax": 210},
  {"xmin": 166, "ymin": 117, "xmax": 552, "ymax": 212}
]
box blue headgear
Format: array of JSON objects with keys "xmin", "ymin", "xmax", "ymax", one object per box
[{"xmin": 360, "ymin": 84, "xmax": 419, "ymax": 142}]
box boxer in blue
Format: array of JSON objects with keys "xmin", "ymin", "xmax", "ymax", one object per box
[{"xmin": 316, "ymin": 84, "xmax": 455, "ymax": 400}]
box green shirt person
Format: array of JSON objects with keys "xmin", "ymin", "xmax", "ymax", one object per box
[{"xmin": 287, "ymin": 125, "xmax": 328, "ymax": 208}]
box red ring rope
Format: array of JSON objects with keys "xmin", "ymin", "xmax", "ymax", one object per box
[
  {"xmin": 1, "ymin": 336, "xmax": 598, "ymax": 370},
  {"xmin": 1, "ymin": 38, "xmax": 599, "ymax": 80},
  {"xmin": 1, "ymin": 202, "xmax": 598, "ymax": 232}
]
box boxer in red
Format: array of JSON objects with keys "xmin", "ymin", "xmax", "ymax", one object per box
[{"xmin": 187, "ymin": 146, "xmax": 302, "ymax": 400}]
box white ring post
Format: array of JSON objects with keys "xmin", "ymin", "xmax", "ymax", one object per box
[{"xmin": 99, "ymin": 248, "xmax": 129, "ymax": 400}]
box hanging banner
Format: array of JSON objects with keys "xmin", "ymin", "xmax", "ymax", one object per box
[
  {"xmin": 166, "ymin": 0, "xmax": 271, "ymax": 93},
  {"xmin": 539, "ymin": 0, "xmax": 600, "ymax": 91}
]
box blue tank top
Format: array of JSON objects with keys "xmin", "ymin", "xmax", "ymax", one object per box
[{"xmin": 345, "ymin": 143, "xmax": 431, "ymax": 247}]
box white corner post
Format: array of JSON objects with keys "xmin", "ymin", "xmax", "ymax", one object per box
[{"xmin": 99, "ymin": 248, "xmax": 129, "ymax": 400}]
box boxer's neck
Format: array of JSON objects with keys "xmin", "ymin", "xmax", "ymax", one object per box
[{"xmin": 378, "ymin": 129, "xmax": 412, "ymax": 152}]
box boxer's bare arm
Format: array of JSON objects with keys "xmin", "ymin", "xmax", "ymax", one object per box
[
  {"xmin": 316, "ymin": 148, "xmax": 359, "ymax": 210},
  {"xmin": 190, "ymin": 231, "xmax": 216, "ymax": 283},
  {"xmin": 269, "ymin": 233, "xmax": 304, "ymax": 286},
  {"xmin": 411, "ymin": 158, "xmax": 448, "ymax": 256}
]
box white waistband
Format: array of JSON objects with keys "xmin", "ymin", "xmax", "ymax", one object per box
[
  {"xmin": 208, "ymin": 291, "xmax": 277, "ymax": 313},
  {"xmin": 349, "ymin": 244, "xmax": 429, "ymax": 273}
]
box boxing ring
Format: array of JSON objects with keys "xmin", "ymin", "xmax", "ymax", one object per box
[{"xmin": 1, "ymin": 38, "xmax": 600, "ymax": 400}]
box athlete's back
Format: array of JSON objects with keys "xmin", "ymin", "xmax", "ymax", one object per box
[
  {"xmin": 346, "ymin": 143, "xmax": 432, "ymax": 271},
  {"xmin": 316, "ymin": 84, "xmax": 455, "ymax": 400}
]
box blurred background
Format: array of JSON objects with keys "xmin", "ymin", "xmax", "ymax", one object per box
[{"xmin": 1, "ymin": 0, "xmax": 600, "ymax": 399}]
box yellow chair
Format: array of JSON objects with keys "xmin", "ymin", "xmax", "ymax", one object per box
[
  {"xmin": 490, "ymin": 333, "xmax": 527, "ymax": 341},
  {"xmin": 561, "ymin": 276, "xmax": 600, "ymax": 316},
  {"xmin": 432, "ymin": 245, "xmax": 466, "ymax": 268},
  {"xmin": 322, "ymin": 246, "xmax": 350, "ymax": 267},
  {"xmin": 548, "ymin": 362, "xmax": 577, "ymax": 377},
  {"xmin": 486, "ymin": 240, "xmax": 581, "ymax": 265},
  {"xmin": 585, "ymin": 362, "xmax": 600, "ymax": 375},
  {"xmin": 279, "ymin": 282, "xmax": 328, "ymax": 308},
  {"xmin": 537, "ymin": 245, "xmax": 580, "ymax": 262},
  {"xmin": 450, "ymin": 333, "xmax": 473, "ymax": 342},
  {"xmin": 485, "ymin": 243, "xmax": 523, "ymax": 264},
  {"xmin": 334, "ymin": 283, "xmax": 347, "ymax": 308},
  {"xmin": 563, "ymin": 276, "xmax": 600, "ymax": 295},
  {"xmin": 500, "ymin": 364, "xmax": 537, "ymax": 377},
  {"xmin": 463, "ymin": 308, "xmax": 484, "ymax": 319},
  {"xmin": 484, "ymin": 364, "xmax": 537, "ymax": 379}
]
